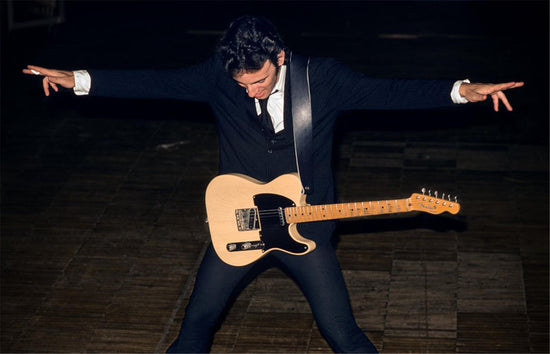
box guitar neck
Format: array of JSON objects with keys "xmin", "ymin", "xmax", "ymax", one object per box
[{"xmin": 284, "ymin": 198, "xmax": 411, "ymax": 224}]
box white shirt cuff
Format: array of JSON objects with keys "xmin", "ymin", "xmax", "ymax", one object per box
[
  {"xmin": 73, "ymin": 70, "xmax": 91, "ymax": 96},
  {"xmin": 451, "ymin": 79, "xmax": 470, "ymax": 104}
]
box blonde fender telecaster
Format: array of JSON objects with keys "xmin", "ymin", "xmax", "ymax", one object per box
[{"xmin": 205, "ymin": 173, "xmax": 460, "ymax": 266}]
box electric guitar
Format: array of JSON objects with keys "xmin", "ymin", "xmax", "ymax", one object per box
[{"xmin": 205, "ymin": 173, "xmax": 460, "ymax": 266}]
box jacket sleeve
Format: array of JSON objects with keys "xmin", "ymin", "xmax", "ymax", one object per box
[
  {"xmin": 87, "ymin": 55, "xmax": 220, "ymax": 102},
  {"xmin": 310, "ymin": 58, "xmax": 456, "ymax": 111}
]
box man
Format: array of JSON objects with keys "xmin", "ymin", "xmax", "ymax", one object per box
[{"xmin": 23, "ymin": 15, "xmax": 523, "ymax": 353}]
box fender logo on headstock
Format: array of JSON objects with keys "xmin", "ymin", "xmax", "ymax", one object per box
[
  {"xmin": 419, "ymin": 203, "xmax": 437, "ymax": 210},
  {"xmin": 409, "ymin": 189, "xmax": 460, "ymax": 215}
]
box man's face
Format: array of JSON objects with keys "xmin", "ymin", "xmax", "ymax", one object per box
[{"xmin": 233, "ymin": 51, "xmax": 285, "ymax": 99}]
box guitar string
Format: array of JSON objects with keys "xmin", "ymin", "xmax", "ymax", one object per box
[{"xmin": 257, "ymin": 203, "xmax": 388, "ymax": 219}]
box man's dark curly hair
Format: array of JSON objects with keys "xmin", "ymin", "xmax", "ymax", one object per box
[{"xmin": 217, "ymin": 15, "xmax": 286, "ymax": 77}]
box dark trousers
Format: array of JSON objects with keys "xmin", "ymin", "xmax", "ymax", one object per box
[{"xmin": 166, "ymin": 243, "xmax": 378, "ymax": 353}]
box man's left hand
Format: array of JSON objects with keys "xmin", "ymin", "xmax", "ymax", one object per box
[{"xmin": 459, "ymin": 81, "xmax": 524, "ymax": 112}]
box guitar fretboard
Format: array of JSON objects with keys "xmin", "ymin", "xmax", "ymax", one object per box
[{"xmin": 284, "ymin": 198, "xmax": 411, "ymax": 223}]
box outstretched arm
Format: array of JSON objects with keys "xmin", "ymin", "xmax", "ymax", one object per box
[
  {"xmin": 459, "ymin": 81, "xmax": 524, "ymax": 112},
  {"xmin": 22, "ymin": 65, "xmax": 76, "ymax": 96},
  {"xmin": 22, "ymin": 57, "xmax": 219, "ymax": 101}
]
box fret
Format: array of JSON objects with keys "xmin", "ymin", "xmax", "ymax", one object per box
[
  {"xmin": 285, "ymin": 198, "xmax": 411, "ymax": 224},
  {"xmin": 361, "ymin": 201, "xmax": 369, "ymax": 216}
]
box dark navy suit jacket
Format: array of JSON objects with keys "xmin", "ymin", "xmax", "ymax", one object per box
[{"xmin": 88, "ymin": 54, "xmax": 456, "ymax": 242}]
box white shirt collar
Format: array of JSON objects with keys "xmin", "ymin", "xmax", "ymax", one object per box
[{"xmin": 272, "ymin": 65, "xmax": 286, "ymax": 95}]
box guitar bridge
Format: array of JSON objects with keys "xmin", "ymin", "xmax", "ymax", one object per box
[{"xmin": 235, "ymin": 208, "xmax": 260, "ymax": 231}]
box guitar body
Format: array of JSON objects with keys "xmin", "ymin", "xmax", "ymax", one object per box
[{"xmin": 205, "ymin": 173, "xmax": 316, "ymax": 267}]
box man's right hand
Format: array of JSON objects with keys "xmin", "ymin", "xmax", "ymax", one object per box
[{"xmin": 22, "ymin": 65, "xmax": 75, "ymax": 96}]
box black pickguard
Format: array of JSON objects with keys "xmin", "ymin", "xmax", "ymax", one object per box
[{"xmin": 253, "ymin": 193, "xmax": 309, "ymax": 254}]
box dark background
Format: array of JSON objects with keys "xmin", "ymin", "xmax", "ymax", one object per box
[{"xmin": 3, "ymin": 0, "xmax": 549, "ymax": 145}]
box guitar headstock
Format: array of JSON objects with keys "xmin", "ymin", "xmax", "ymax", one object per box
[{"xmin": 409, "ymin": 189, "xmax": 460, "ymax": 215}]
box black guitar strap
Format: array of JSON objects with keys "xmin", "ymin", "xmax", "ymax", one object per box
[{"xmin": 289, "ymin": 52, "xmax": 314, "ymax": 195}]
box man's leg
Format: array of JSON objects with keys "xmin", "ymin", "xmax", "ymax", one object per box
[
  {"xmin": 275, "ymin": 244, "xmax": 378, "ymax": 353},
  {"xmin": 167, "ymin": 244, "xmax": 255, "ymax": 353}
]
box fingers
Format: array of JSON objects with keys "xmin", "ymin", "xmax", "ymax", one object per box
[
  {"xmin": 22, "ymin": 68, "xmax": 40, "ymax": 75},
  {"xmin": 473, "ymin": 81, "xmax": 523, "ymax": 111},
  {"xmin": 41, "ymin": 76, "xmax": 59, "ymax": 96},
  {"xmin": 49, "ymin": 79, "xmax": 59, "ymax": 93},
  {"xmin": 23, "ymin": 65, "xmax": 51, "ymax": 76},
  {"xmin": 489, "ymin": 82, "xmax": 520, "ymax": 93},
  {"xmin": 510, "ymin": 81, "xmax": 525, "ymax": 89},
  {"xmin": 24, "ymin": 65, "xmax": 75, "ymax": 96},
  {"xmin": 491, "ymin": 94, "xmax": 499, "ymax": 112},
  {"xmin": 492, "ymin": 91, "xmax": 513, "ymax": 112},
  {"xmin": 485, "ymin": 82, "xmax": 525, "ymax": 96},
  {"xmin": 26, "ymin": 65, "xmax": 55, "ymax": 96},
  {"xmin": 23, "ymin": 65, "xmax": 71, "ymax": 79},
  {"xmin": 490, "ymin": 82, "xmax": 522, "ymax": 111},
  {"xmin": 42, "ymin": 77, "xmax": 50, "ymax": 96},
  {"xmin": 499, "ymin": 92, "xmax": 513, "ymax": 111}
]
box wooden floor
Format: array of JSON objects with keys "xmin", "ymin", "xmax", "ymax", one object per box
[{"xmin": 2, "ymin": 100, "xmax": 548, "ymax": 352}]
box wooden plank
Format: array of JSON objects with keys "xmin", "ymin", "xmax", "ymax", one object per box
[
  {"xmin": 458, "ymin": 252, "xmax": 526, "ymax": 313},
  {"xmin": 457, "ymin": 313, "xmax": 529, "ymax": 352}
]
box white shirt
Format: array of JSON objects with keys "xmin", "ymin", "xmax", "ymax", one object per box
[
  {"xmin": 72, "ymin": 67, "xmax": 470, "ymax": 128},
  {"xmin": 254, "ymin": 65, "xmax": 286, "ymax": 133}
]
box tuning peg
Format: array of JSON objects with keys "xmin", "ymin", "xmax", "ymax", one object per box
[
  {"xmin": 442, "ymin": 193, "xmax": 446, "ymax": 200},
  {"xmin": 428, "ymin": 189, "xmax": 432, "ymax": 197},
  {"xmin": 434, "ymin": 191, "xmax": 438, "ymax": 198},
  {"xmin": 454, "ymin": 196, "xmax": 458, "ymax": 203},
  {"xmin": 421, "ymin": 187, "xmax": 426, "ymax": 195}
]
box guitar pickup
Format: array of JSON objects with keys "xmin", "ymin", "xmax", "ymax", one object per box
[{"xmin": 235, "ymin": 208, "xmax": 260, "ymax": 231}]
